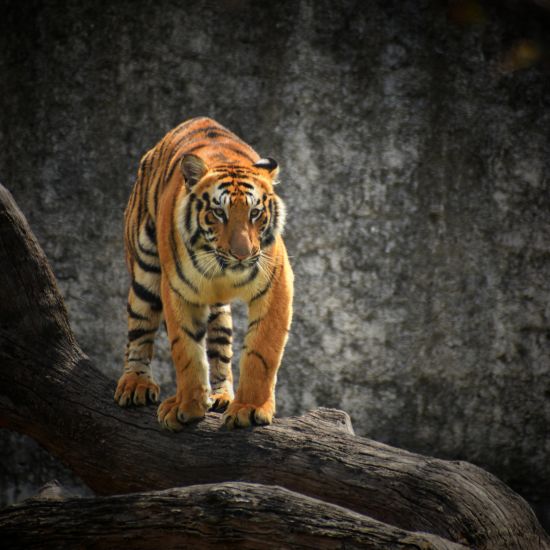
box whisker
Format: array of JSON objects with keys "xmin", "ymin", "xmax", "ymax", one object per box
[{"xmin": 257, "ymin": 254, "xmax": 274, "ymax": 280}]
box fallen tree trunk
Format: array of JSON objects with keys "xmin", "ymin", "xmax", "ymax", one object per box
[
  {"xmin": 1, "ymin": 482, "xmax": 467, "ymax": 550},
  {"xmin": 0, "ymin": 183, "xmax": 548, "ymax": 550}
]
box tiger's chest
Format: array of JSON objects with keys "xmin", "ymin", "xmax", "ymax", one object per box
[{"xmin": 164, "ymin": 250, "xmax": 270, "ymax": 307}]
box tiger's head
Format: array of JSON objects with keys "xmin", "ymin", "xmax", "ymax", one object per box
[{"xmin": 178, "ymin": 154, "xmax": 286, "ymax": 273}]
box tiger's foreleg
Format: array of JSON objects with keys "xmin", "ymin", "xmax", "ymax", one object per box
[
  {"xmin": 207, "ymin": 304, "xmax": 234, "ymax": 412},
  {"xmin": 157, "ymin": 280, "xmax": 212, "ymax": 430},
  {"xmin": 115, "ymin": 229, "xmax": 162, "ymax": 407},
  {"xmin": 224, "ymin": 260, "xmax": 293, "ymax": 429}
]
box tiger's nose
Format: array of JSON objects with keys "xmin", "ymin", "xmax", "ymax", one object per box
[
  {"xmin": 230, "ymin": 230, "xmax": 253, "ymax": 260},
  {"xmin": 230, "ymin": 243, "xmax": 252, "ymax": 260},
  {"xmin": 231, "ymin": 250, "xmax": 248, "ymax": 261}
]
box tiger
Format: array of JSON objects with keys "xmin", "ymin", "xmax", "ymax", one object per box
[{"xmin": 114, "ymin": 116, "xmax": 294, "ymax": 430}]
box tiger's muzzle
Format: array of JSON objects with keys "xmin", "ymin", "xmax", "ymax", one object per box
[{"xmin": 229, "ymin": 228, "xmax": 259, "ymax": 261}]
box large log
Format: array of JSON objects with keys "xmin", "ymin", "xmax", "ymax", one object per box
[
  {"xmin": 1, "ymin": 482, "xmax": 467, "ymax": 549},
  {"xmin": 0, "ymin": 183, "xmax": 548, "ymax": 550}
]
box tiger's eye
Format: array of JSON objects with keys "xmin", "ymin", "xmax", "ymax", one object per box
[
  {"xmin": 213, "ymin": 208, "xmax": 225, "ymax": 220},
  {"xmin": 250, "ymin": 208, "xmax": 262, "ymax": 220}
]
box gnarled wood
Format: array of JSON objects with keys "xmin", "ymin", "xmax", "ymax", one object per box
[
  {"xmin": 1, "ymin": 482, "xmax": 467, "ymax": 549},
  {"xmin": 0, "ymin": 183, "xmax": 548, "ymax": 549}
]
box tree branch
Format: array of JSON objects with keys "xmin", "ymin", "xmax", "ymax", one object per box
[
  {"xmin": 0, "ymin": 183, "xmax": 548, "ymax": 549},
  {"xmin": 1, "ymin": 482, "xmax": 469, "ymax": 549}
]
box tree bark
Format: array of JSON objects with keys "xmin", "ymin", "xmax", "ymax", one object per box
[
  {"xmin": 0, "ymin": 183, "xmax": 548, "ymax": 550},
  {"xmin": 1, "ymin": 482, "xmax": 469, "ymax": 550}
]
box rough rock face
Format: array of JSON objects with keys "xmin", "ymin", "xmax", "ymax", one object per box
[{"xmin": 1, "ymin": 0, "xmax": 549, "ymax": 527}]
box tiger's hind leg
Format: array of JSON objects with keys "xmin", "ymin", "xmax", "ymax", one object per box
[
  {"xmin": 115, "ymin": 219, "xmax": 162, "ymax": 407},
  {"xmin": 207, "ymin": 304, "xmax": 234, "ymax": 412}
]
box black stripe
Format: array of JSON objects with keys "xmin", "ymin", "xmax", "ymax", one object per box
[
  {"xmin": 127, "ymin": 303, "xmax": 149, "ymax": 321},
  {"xmin": 207, "ymin": 349, "xmax": 232, "ymax": 363},
  {"xmin": 222, "ymin": 144, "xmax": 255, "ymax": 162},
  {"xmin": 168, "ymin": 281, "xmax": 203, "ymax": 307},
  {"xmin": 247, "ymin": 350, "xmax": 270, "ymax": 373},
  {"xmin": 167, "ymin": 125, "xmax": 228, "ymax": 168},
  {"xmin": 249, "ymin": 265, "xmax": 277, "ymax": 303},
  {"xmin": 136, "ymin": 254, "xmax": 161, "ymax": 274},
  {"xmin": 183, "ymin": 240, "xmax": 209, "ymax": 276},
  {"xmin": 128, "ymin": 328, "xmax": 157, "ymax": 342},
  {"xmin": 157, "ymin": 143, "xmax": 175, "ymax": 191},
  {"xmin": 206, "ymin": 128, "xmax": 234, "ymax": 140},
  {"xmin": 184, "ymin": 194, "xmax": 195, "ymax": 232},
  {"xmin": 183, "ymin": 326, "xmax": 207, "ymax": 342},
  {"xmin": 260, "ymin": 201, "xmax": 277, "ymax": 248},
  {"xmin": 250, "ymin": 279, "xmax": 273, "ymax": 302},
  {"xmin": 238, "ymin": 182, "xmax": 255, "ymax": 190},
  {"xmin": 138, "ymin": 153, "xmax": 150, "ymax": 177},
  {"xmin": 180, "ymin": 359, "xmax": 192, "ymax": 372},
  {"xmin": 261, "ymin": 230, "xmax": 275, "ymax": 248},
  {"xmin": 211, "ymin": 170, "xmax": 251, "ymax": 179},
  {"xmin": 137, "ymin": 240, "xmax": 158, "ymax": 257},
  {"xmin": 270, "ymin": 200, "xmax": 282, "ymax": 237},
  {"xmin": 165, "ymin": 155, "xmax": 182, "ymax": 185},
  {"xmin": 229, "ymin": 263, "xmax": 247, "ymax": 272},
  {"xmin": 234, "ymin": 264, "xmax": 259, "ymax": 288},
  {"xmin": 134, "ymin": 176, "xmax": 144, "ymax": 236},
  {"xmin": 171, "ymin": 337, "xmax": 180, "ymax": 350},
  {"xmin": 247, "ymin": 317, "xmax": 263, "ymax": 333},
  {"xmin": 169, "ymin": 233, "xmax": 199, "ymax": 294},
  {"xmin": 132, "ymin": 280, "xmax": 162, "ymax": 311},
  {"xmin": 208, "ymin": 336, "xmax": 231, "ymax": 346},
  {"xmin": 272, "ymin": 199, "xmax": 279, "ymax": 229},
  {"xmin": 145, "ymin": 219, "xmax": 156, "ymax": 244},
  {"xmin": 210, "ymin": 374, "xmax": 229, "ymax": 386},
  {"xmin": 210, "ymin": 326, "xmax": 233, "ymax": 337},
  {"xmin": 155, "ymin": 143, "xmax": 169, "ymax": 185},
  {"xmin": 181, "ymin": 124, "xmax": 224, "ymax": 140},
  {"xmin": 171, "ymin": 118, "xmax": 200, "ymax": 138},
  {"xmin": 153, "ymin": 180, "xmax": 161, "ymax": 217},
  {"xmin": 174, "ymin": 117, "xmax": 212, "ymax": 135},
  {"xmin": 185, "ymin": 143, "xmax": 206, "ymax": 154},
  {"xmin": 208, "ymin": 311, "xmax": 221, "ymax": 324},
  {"xmin": 216, "ymin": 255, "xmax": 228, "ymax": 269},
  {"xmin": 189, "ymin": 228, "xmax": 202, "ymax": 246},
  {"xmin": 127, "ymin": 178, "xmax": 139, "ymax": 216}
]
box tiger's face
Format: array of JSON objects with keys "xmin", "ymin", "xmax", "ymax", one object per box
[{"xmin": 179, "ymin": 155, "xmax": 285, "ymax": 274}]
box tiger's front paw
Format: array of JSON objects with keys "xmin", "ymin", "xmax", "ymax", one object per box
[
  {"xmin": 157, "ymin": 386, "xmax": 211, "ymax": 431},
  {"xmin": 209, "ymin": 389, "xmax": 233, "ymax": 413},
  {"xmin": 114, "ymin": 372, "xmax": 160, "ymax": 407},
  {"xmin": 223, "ymin": 400, "xmax": 274, "ymax": 430}
]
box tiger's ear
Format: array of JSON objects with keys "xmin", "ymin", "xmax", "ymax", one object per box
[
  {"xmin": 180, "ymin": 154, "xmax": 208, "ymax": 189},
  {"xmin": 254, "ymin": 157, "xmax": 279, "ymax": 182}
]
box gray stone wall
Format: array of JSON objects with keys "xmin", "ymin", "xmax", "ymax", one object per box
[{"xmin": 1, "ymin": 0, "xmax": 549, "ymax": 527}]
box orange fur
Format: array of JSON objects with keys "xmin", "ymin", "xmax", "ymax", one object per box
[{"xmin": 114, "ymin": 117, "xmax": 293, "ymax": 430}]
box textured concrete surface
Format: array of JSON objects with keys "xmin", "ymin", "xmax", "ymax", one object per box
[{"xmin": 1, "ymin": 0, "xmax": 549, "ymax": 527}]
